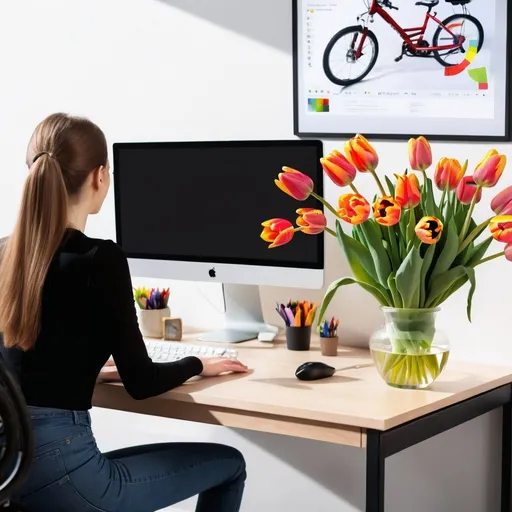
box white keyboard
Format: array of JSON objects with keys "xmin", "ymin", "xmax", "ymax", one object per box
[{"xmin": 145, "ymin": 339, "xmax": 238, "ymax": 363}]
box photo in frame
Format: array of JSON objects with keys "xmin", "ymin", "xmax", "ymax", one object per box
[{"xmin": 293, "ymin": 0, "xmax": 511, "ymax": 141}]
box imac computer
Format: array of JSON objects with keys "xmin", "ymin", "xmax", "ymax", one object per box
[{"xmin": 113, "ymin": 140, "xmax": 325, "ymax": 343}]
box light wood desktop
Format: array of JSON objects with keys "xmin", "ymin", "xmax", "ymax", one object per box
[{"xmin": 93, "ymin": 333, "xmax": 512, "ymax": 511}]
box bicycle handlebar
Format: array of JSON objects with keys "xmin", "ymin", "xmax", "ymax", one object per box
[{"xmin": 379, "ymin": 0, "xmax": 399, "ymax": 10}]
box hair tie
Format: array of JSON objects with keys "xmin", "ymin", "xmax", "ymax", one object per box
[{"xmin": 32, "ymin": 151, "xmax": 55, "ymax": 164}]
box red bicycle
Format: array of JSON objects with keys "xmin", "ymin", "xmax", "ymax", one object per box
[{"xmin": 323, "ymin": 0, "xmax": 484, "ymax": 86}]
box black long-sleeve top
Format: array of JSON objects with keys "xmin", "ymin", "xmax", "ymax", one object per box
[{"xmin": 0, "ymin": 229, "xmax": 203, "ymax": 410}]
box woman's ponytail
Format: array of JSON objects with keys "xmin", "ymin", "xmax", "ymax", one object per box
[{"xmin": 0, "ymin": 113, "xmax": 107, "ymax": 351}]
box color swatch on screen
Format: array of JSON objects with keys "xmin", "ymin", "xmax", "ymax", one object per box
[
  {"xmin": 468, "ymin": 67, "xmax": 489, "ymax": 90},
  {"xmin": 308, "ymin": 98, "xmax": 330, "ymax": 112},
  {"xmin": 444, "ymin": 39, "xmax": 479, "ymax": 77}
]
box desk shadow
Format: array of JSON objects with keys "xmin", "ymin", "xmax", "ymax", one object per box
[
  {"xmin": 156, "ymin": 0, "xmax": 291, "ymax": 53},
  {"xmin": 253, "ymin": 375, "xmax": 360, "ymax": 390},
  {"xmin": 426, "ymin": 375, "xmax": 486, "ymax": 394}
]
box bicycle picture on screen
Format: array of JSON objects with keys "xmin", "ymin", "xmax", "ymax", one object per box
[{"xmin": 322, "ymin": 0, "xmax": 484, "ymax": 87}]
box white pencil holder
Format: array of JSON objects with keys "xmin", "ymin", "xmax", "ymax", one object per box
[{"xmin": 137, "ymin": 307, "xmax": 171, "ymax": 338}]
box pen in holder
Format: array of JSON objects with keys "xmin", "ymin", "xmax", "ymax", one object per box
[
  {"xmin": 275, "ymin": 299, "xmax": 318, "ymax": 351},
  {"xmin": 134, "ymin": 286, "xmax": 171, "ymax": 338},
  {"xmin": 319, "ymin": 316, "xmax": 339, "ymax": 357}
]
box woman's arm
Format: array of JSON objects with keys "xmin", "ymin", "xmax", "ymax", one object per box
[{"xmin": 92, "ymin": 241, "xmax": 203, "ymax": 399}]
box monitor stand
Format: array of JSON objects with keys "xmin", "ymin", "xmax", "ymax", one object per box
[{"xmin": 197, "ymin": 283, "xmax": 278, "ymax": 343}]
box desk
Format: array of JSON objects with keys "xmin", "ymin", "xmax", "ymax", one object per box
[{"xmin": 93, "ymin": 335, "xmax": 512, "ymax": 512}]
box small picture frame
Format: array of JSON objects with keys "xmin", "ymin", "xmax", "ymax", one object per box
[{"xmin": 161, "ymin": 317, "xmax": 183, "ymax": 341}]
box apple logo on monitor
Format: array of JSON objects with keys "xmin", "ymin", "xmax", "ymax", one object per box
[{"xmin": 208, "ymin": 267, "xmax": 216, "ymax": 278}]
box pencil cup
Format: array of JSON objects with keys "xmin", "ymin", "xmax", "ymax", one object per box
[
  {"xmin": 137, "ymin": 307, "xmax": 170, "ymax": 338},
  {"xmin": 320, "ymin": 336, "xmax": 339, "ymax": 357},
  {"xmin": 285, "ymin": 326, "xmax": 311, "ymax": 351}
]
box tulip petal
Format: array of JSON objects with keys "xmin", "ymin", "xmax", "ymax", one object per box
[
  {"xmin": 491, "ymin": 186, "xmax": 512, "ymax": 214},
  {"xmin": 505, "ymin": 244, "xmax": 512, "ymax": 262},
  {"xmin": 269, "ymin": 226, "xmax": 295, "ymax": 248}
]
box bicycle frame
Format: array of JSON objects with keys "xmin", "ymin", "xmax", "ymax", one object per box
[{"xmin": 355, "ymin": 0, "xmax": 464, "ymax": 57}]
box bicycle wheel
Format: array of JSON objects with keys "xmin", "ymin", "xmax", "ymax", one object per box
[
  {"xmin": 323, "ymin": 25, "xmax": 379, "ymax": 87},
  {"xmin": 432, "ymin": 14, "xmax": 484, "ymax": 67}
]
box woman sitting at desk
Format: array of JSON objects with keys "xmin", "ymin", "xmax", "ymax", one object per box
[{"xmin": 0, "ymin": 113, "xmax": 248, "ymax": 512}]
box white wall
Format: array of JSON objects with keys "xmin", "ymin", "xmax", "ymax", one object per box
[{"xmin": 0, "ymin": 1, "xmax": 510, "ymax": 510}]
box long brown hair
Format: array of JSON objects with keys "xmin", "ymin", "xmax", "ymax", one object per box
[{"xmin": 0, "ymin": 113, "xmax": 107, "ymax": 351}]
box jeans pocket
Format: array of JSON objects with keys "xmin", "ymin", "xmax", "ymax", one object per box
[
  {"xmin": 18, "ymin": 449, "xmax": 105, "ymax": 512},
  {"xmin": 20, "ymin": 475, "xmax": 104, "ymax": 512}
]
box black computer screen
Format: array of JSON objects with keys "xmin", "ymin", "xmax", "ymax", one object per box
[{"xmin": 113, "ymin": 140, "xmax": 324, "ymax": 269}]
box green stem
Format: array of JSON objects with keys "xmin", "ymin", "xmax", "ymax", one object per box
[
  {"xmin": 406, "ymin": 206, "xmax": 416, "ymax": 247},
  {"xmin": 457, "ymin": 217, "xmax": 493, "ymax": 255},
  {"xmin": 325, "ymin": 227, "xmax": 336, "ymax": 237},
  {"xmin": 311, "ymin": 191, "xmax": 340, "ymax": 219},
  {"xmin": 439, "ymin": 186, "xmax": 448, "ymax": 217},
  {"xmin": 458, "ymin": 184, "xmax": 483, "ymax": 243},
  {"xmin": 369, "ymin": 170, "xmax": 386, "ymax": 197},
  {"xmin": 421, "ymin": 169, "xmax": 428, "ymax": 184},
  {"xmin": 349, "ymin": 183, "xmax": 360, "ymax": 195},
  {"xmin": 472, "ymin": 251, "xmax": 505, "ymax": 268}
]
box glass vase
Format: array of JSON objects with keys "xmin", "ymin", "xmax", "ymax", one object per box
[{"xmin": 369, "ymin": 307, "xmax": 450, "ymax": 389}]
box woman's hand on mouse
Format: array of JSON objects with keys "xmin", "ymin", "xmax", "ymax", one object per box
[{"xmin": 197, "ymin": 357, "xmax": 248, "ymax": 377}]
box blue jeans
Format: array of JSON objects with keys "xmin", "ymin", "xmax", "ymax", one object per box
[{"xmin": 12, "ymin": 407, "xmax": 246, "ymax": 512}]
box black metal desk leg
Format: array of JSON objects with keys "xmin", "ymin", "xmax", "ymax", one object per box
[
  {"xmin": 502, "ymin": 396, "xmax": 512, "ymax": 512},
  {"xmin": 366, "ymin": 429, "xmax": 385, "ymax": 512}
]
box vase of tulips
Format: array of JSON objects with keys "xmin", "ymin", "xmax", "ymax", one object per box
[{"xmin": 261, "ymin": 134, "xmax": 511, "ymax": 389}]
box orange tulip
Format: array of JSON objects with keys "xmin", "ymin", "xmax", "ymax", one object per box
[
  {"xmin": 473, "ymin": 149, "xmax": 506, "ymax": 187},
  {"xmin": 275, "ymin": 167, "xmax": 314, "ymax": 201},
  {"xmin": 395, "ymin": 173, "xmax": 421, "ymax": 209},
  {"xmin": 337, "ymin": 193, "xmax": 371, "ymax": 225},
  {"xmin": 434, "ymin": 157, "xmax": 465, "ymax": 191},
  {"xmin": 373, "ymin": 196, "xmax": 401, "ymax": 226},
  {"xmin": 491, "ymin": 186, "xmax": 512, "ymax": 215},
  {"xmin": 505, "ymin": 244, "xmax": 512, "ymax": 262},
  {"xmin": 344, "ymin": 134, "xmax": 378, "ymax": 173},
  {"xmin": 260, "ymin": 218, "xmax": 294, "ymax": 248},
  {"xmin": 489, "ymin": 215, "xmax": 512, "ymax": 244},
  {"xmin": 415, "ymin": 216, "xmax": 443, "ymax": 245},
  {"xmin": 296, "ymin": 208, "xmax": 327, "ymax": 235},
  {"xmin": 320, "ymin": 150, "xmax": 357, "ymax": 187},
  {"xmin": 408, "ymin": 136, "xmax": 432, "ymax": 172},
  {"xmin": 456, "ymin": 176, "xmax": 483, "ymax": 205}
]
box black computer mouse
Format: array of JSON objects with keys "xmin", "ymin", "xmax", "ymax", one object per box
[{"xmin": 295, "ymin": 362, "xmax": 336, "ymax": 381}]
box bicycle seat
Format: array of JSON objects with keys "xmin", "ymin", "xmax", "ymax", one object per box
[{"xmin": 415, "ymin": 0, "xmax": 439, "ymax": 6}]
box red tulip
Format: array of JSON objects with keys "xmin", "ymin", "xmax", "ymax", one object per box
[
  {"xmin": 473, "ymin": 149, "xmax": 506, "ymax": 187},
  {"xmin": 275, "ymin": 167, "xmax": 314, "ymax": 201},
  {"xmin": 373, "ymin": 196, "xmax": 401, "ymax": 226},
  {"xmin": 260, "ymin": 218, "xmax": 294, "ymax": 248},
  {"xmin": 408, "ymin": 136, "xmax": 432, "ymax": 172},
  {"xmin": 434, "ymin": 157, "xmax": 465, "ymax": 191},
  {"xmin": 337, "ymin": 193, "xmax": 371, "ymax": 225},
  {"xmin": 320, "ymin": 150, "xmax": 357, "ymax": 187},
  {"xmin": 395, "ymin": 173, "xmax": 421, "ymax": 209},
  {"xmin": 344, "ymin": 134, "xmax": 379, "ymax": 173},
  {"xmin": 489, "ymin": 215, "xmax": 512, "ymax": 244},
  {"xmin": 505, "ymin": 244, "xmax": 512, "ymax": 262},
  {"xmin": 456, "ymin": 176, "xmax": 483, "ymax": 205},
  {"xmin": 296, "ymin": 208, "xmax": 327, "ymax": 235},
  {"xmin": 415, "ymin": 216, "xmax": 444, "ymax": 245},
  {"xmin": 491, "ymin": 186, "xmax": 512, "ymax": 215}
]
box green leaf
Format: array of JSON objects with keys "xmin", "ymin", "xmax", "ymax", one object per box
[
  {"xmin": 335, "ymin": 221, "xmax": 378, "ymax": 284},
  {"xmin": 387, "ymin": 272, "xmax": 403, "ymax": 308},
  {"xmin": 360, "ymin": 221, "xmax": 392, "ymax": 287},
  {"xmin": 395, "ymin": 247, "xmax": 423, "ymax": 308},
  {"xmin": 463, "ymin": 266, "xmax": 476, "ymax": 322},
  {"xmin": 406, "ymin": 208, "xmax": 416, "ymax": 246},
  {"xmin": 430, "ymin": 218, "xmax": 458, "ymax": 282},
  {"xmin": 316, "ymin": 276, "xmax": 390, "ymax": 328},
  {"xmin": 425, "ymin": 265, "xmax": 466, "ymax": 307},
  {"xmin": 463, "ymin": 237, "xmax": 493, "ymax": 267},
  {"xmin": 420, "ymin": 244, "xmax": 436, "ymax": 307},
  {"xmin": 423, "ymin": 178, "xmax": 439, "ymax": 218},
  {"xmin": 385, "ymin": 176, "xmax": 395, "ymax": 197}
]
